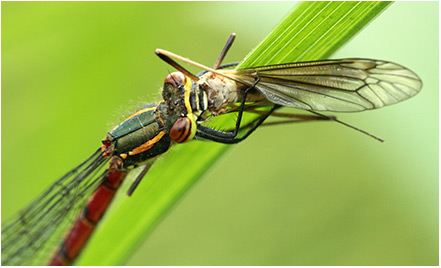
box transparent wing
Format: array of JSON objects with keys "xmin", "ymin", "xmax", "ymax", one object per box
[
  {"xmin": 231, "ymin": 59, "xmax": 422, "ymax": 112},
  {"xmin": 1, "ymin": 149, "xmax": 109, "ymax": 265}
]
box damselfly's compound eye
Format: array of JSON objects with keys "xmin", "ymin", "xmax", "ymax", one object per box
[
  {"xmin": 162, "ymin": 72, "xmax": 186, "ymax": 101},
  {"xmin": 169, "ymin": 117, "xmax": 196, "ymax": 143}
]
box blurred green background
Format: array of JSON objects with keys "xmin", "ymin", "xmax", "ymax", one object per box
[{"xmin": 2, "ymin": 1, "xmax": 438, "ymax": 265}]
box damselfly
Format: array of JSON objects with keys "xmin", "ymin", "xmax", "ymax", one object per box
[{"xmin": 1, "ymin": 34, "xmax": 422, "ymax": 266}]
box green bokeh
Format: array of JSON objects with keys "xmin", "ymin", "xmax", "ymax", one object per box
[{"xmin": 2, "ymin": 1, "xmax": 438, "ymax": 266}]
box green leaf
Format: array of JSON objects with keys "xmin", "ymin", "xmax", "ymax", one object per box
[
  {"xmin": 238, "ymin": 1, "xmax": 392, "ymax": 68},
  {"xmin": 77, "ymin": 1, "xmax": 391, "ymax": 265}
]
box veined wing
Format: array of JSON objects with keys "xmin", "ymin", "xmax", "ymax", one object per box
[
  {"xmin": 230, "ymin": 59, "xmax": 422, "ymax": 112},
  {"xmin": 1, "ymin": 149, "xmax": 109, "ymax": 265}
]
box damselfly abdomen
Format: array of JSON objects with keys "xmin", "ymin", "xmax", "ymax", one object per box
[{"xmin": 2, "ymin": 102, "xmax": 173, "ymax": 265}]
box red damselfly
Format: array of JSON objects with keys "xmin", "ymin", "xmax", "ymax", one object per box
[{"xmin": 1, "ymin": 34, "xmax": 422, "ymax": 266}]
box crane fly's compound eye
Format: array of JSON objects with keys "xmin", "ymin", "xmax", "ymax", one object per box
[
  {"xmin": 169, "ymin": 117, "xmax": 196, "ymax": 143},
  {"xmin": 162, "ymin": 72, "xmax": 186, "ymax": 101},
  {"xmin": 164, "ymin": 72, "xmax": 186, "ymax": 87}
]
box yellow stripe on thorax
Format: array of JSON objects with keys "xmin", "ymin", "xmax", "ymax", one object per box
[{"xmin": 183, "ymin": 76, "xmax": 194, "ymax": 117}]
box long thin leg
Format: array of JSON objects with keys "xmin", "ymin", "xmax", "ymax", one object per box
[
  {"xmin": 196, "ymin": 62, "xmax": 238, "ymax": 77},
  {"xmin": 225, "ymin": 77, "xmax": 262, "ymax": 137},
  {"xmin": 126, "ymin": 159, "xmax": 157, "ymax": 196},
  {"xmin": 196, "ymin": 105, "xmax": 279, "ymax": 144},
  {"xmin": 155, "ymin": 48, "xmax": 243, "ymax": 84},
  {"xmin": 307, "ymin": 110, "xmax": 384, "ymax": 142},
  {"xmin": 156, "ymin": 33, "xmax": 236, "ymax": 79},
  {"xmin": 213, "ymin": 33, "xmax": 236, "ymax": 70},
  {"xmin": 196, "ymin": 76, "xmax": 262, "ymax": 141},
  {"xmin": 240, "ymin": 108, "xmax": 383, "ymax": 142},
  {"xmin": 155, "ymin": 50, "xmax": 200, "ymax": 82}
]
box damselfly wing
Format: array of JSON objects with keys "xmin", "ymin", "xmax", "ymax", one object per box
[{"xmin": 1, "ymin": 149, "xmax": 109, "ymax": 265}]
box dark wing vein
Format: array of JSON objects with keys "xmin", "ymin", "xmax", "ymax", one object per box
[
  {"xmin": 1, "ymin": 148, "xmax": 109, "ymax": 265},
  {"xmin": 233, "ymin": 59, "xmax": 422, "ymax": 112}
]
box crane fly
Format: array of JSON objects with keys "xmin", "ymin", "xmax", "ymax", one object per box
[
  {"xmin": 1, "ymin": 33, "xmax": 422, "ymax": 266},
  {"xmin": 156, "ymin": 33, "xmax": 421, "ymax": 143}
]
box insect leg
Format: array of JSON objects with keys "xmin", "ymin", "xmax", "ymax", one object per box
[
  {"xmin": 197, "ymin": 76, "xmax": 279, "ymax": 143},
  {"xmin": 155, "ymin": 50, "xmax": 200, "ymax": 82},
  {"xmin": 212, "ymin": 33, "xmax": 236, "ymax": 70},
  {"xmin": 126, "ymin": 159, "xmax": 157, "ymax": 196},
  {"xmin": 196, "ymin": 105, "xmax": 279, "ymax": 144}
]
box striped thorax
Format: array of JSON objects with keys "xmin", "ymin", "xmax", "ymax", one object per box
[{"xmin": 161, "ymin": 71, "xmax": 243, "ymax": 143}]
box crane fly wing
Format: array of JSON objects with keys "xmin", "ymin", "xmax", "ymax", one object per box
[{"xmin": 229, "ymin": 59, "xmax": 422, "ymax": 112}]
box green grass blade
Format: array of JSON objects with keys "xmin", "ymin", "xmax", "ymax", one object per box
[
  {"xmin": 238, "ymin": 1, "xmax": 392, "ymax": 68},
  {"xmin": 77, "ymin": 1, "xmax": 391, "ymax": 265}
]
